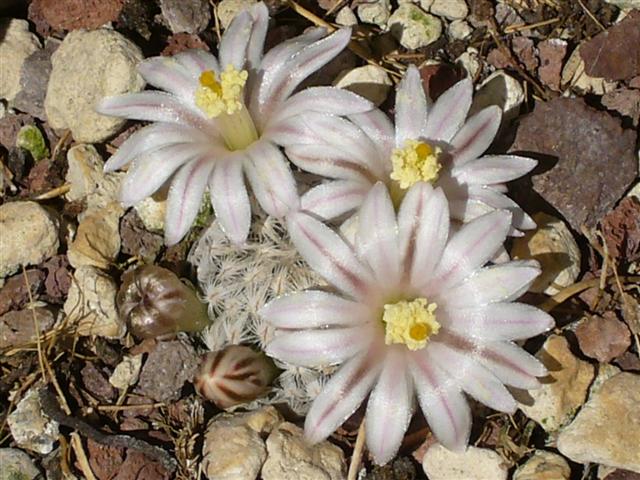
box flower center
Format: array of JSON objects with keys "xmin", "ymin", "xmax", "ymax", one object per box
[
  {"xmin": 194, "ymin": 66, "xmax": 259, "ymax": 151},
  {"xmin": 390, "ymin": 140, "xmax": 442, "ymax": 190},
  {"xmin": 382, "ymin": 298, "xmax": 440, "ymax": 351}
]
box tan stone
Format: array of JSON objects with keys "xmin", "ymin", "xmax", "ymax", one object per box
[
  {"xmin": 422, "ymin": 444, "xmax": 508, "ymax": 480},
  {"xmin": 63, "ymin": 266, "xmax": 124, "ymax": 338},
  {"xmin": 557, "ymin": 373, "xmax": 640, "ymax": 472},
  {"xmin": 511, "ymin": 213, "xmax": 581, "ymax": 295},
  {"xmin": 262, "ymin": 422, "xmax": 346, "ymax": 480},
  {"xmin": 513, "ymin": 450, "xmax": 571, "ymax": 480},
  {"xmin": 334, "ymin": 65, "xmax": 392, "ymax": 106},
  {"xmin": 68, "ymin": 205, "xmax": 122, "ymax": 270},
  {"xmin": 0, "ymin": 19, "xmax": 40, "ymax": 102},
  {"xmin": 518, "ymin": 335, "xmax": 595, "ymax": 431}
]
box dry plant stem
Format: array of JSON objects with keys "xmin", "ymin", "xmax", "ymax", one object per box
[
  {"xmin": 287, "ymin": 0, "xmax": 401, "ymax": 79},
  {"xmin": 71, "ymin": 432, "xmax": 98, "ymax": 480},
  {"xmin": 576, "ymin": 0, "xmax": 605, "ymax": 32},
  {"xmin": 33, "ymin": 183, "xmax": 71, "ymax": 200},
  {"xmin": 504, "ymin": 17, "xmax": 560, "ymax": 34},
  {"xmin": 539, "ymin": 276, "xmax": 640, "ymax": 312},
  {"xmin": 347, "ymin": 419, "xmax": 366, "ymax": 480},
  {"xmin": 95, "ymin": 402, "xmax": 166, "ymax": 412}
]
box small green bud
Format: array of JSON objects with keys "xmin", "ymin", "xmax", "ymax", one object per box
[{"xmin": 16, "ymin": 125, "xmax": 49, "ymax": 162}]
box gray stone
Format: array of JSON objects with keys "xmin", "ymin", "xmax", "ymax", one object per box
[
  {"xmin": 388, "ymin": 4, "xmax": 442, "ymax": 50},
  {"xmin": 422, "ymin": 444, "xmax": 508, "ymax": 480},
  {"xmin": 0, "ymin": 201, "xmax": 59, "ymax": 279},
  {"xmin": 44, "ymin": 29, "xmax": 144, "ymax": 143},
  {"xmin": 262, "ymin": 422, "xmax": 346, "ymax": 480},
  {"xmin": 12, "ymin": 40, "xmax": 59, "ymax": 120},
  {"xmin": 7, "ymin": 388, "xmax": 59, "ymax": 455},
  {"xmin": 557, "ymin": 373, "xmax": 640, "ymax": 472},
  {"xmin": 0, "ymin": 19, "xmax": 40, "ymax": 103},
  {"xmin": 357, "ymin": 0, "xmax": 391, "ymax": 28},
  {"xmin": 448, "ymin": 19, "xmax": 473, "ymax": 40},
  {"xmin": 0, "ymin": 307, "xmax": 55, "ymax": 350},
  {"xmin": 160, "ymin": 0, "xmax": 211, "ymax": 34},
  {"xmin": 0, "ymin": 448, "xmax": 41, "ymax": 480},
  {"xmin": 430, "ymin": 0, "xmax": 468, "ymax": 20}
]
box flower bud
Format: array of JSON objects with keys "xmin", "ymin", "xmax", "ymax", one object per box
[
  {"xmin": 117, "ymin": 265, "xmax": 209, "ymax": 339},
  {"xmin": 194, "ymin": 346, "xmax": 278, "ymax": 409}
]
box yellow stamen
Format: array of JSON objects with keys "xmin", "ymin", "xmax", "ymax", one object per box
[
  {"xmin": 390, "ymin": 140, "xmax": 442, "ymax": 190},
  {"xmin": 382, "ymin": 298, "xmax": 440, "ymax": 351},
  {"xmin": 195, "ymin": 66, "xmax": 248, "ymax": 118}
]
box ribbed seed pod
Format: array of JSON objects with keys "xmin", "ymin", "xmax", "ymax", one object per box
[
  {"xmin": 194, "ymin": 345, "xmax": 278, "ymax": 409},
  {"xmin": 117, "ymin": 265, "xmax": 209, "ymax": 339}
]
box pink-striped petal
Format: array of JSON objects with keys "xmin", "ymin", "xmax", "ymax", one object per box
[
  {"xmin": 453, "ymin": 155, "xmax": 537, "ymax": 184},
  {"xmin": 286, "ymin": 211, "xmax": 374, "ymax": 299},
  {"xmin": 165, "ymin": 156, "xmax": 216, "ymax": 245},
  {"xmin": 450, "ymin": 106, "xmax": 501, "ymax": 167},
  {"xmin": 119, "ymin": 143, "xmax": 212, "ymax": 206},
  {"xmin": 428, "ymin": 342, "xmax": 517, "ymax": 413},
  {"xmin": 209, "ymin": 157, "xmax": 251, "ymax": 245},
  {"xmin": 395, "ymin": 65, "xmax": 428, "ymax": 145},
  {"xmin": 440, "ymin": 331, "xmax": 546, "ymax": 389},
  {"xmin": 349, "ymin": 109, "xmax": 395, "ymax": 164},
  {"xmin": 218, "ymin": 11, "xmax": 252, "ymax": 70},
  {"xmin": 410, "ymin": 348, "xmax": 471, "ymax": 452},
  {"xmin": 441, "ymin": 261, "xmax": 541, "ymax": 308},
  {"xmin": 441, "ymin": 302, "xmax": 554, "ymax": 341},
  {"xmin": 423, "ymin": 78, "xmax": 473, "ymax": 143},
  {"xmin": 267, "ymin": 326, "xmax": 370, "ymax": 367},
  {"xmin": 305, "ymin": 352, "xmax": 380, "ymax": 444},
  {"xmin": 356, "ymin": 183, "xmax": 401, "ymax": 285},
  {"xmin": 246, "ymin": 2, "xmax": 269, "ymax": 68},
  {"xmin": 398, "ymin": 184, "xmax": 450, "ymax": 285},
  {"xmin": 468, "ymin": 187, "xmax": 536, "ymax": 230},
  {"xmin": 243, "ymin": 141, "xmax": 299, "ymax": 217},
  {"xmin": 429, "ymin": 210, "xmax": 511, "ymax": 290},
  {"xmin": 97, "ymin": 92, "xmax": 218, "ymax": 136},
  {"xmin": 301, "ymin": 180, "xmax": 369, "ymax": 220},
  {"xmin": 273, "ymin": 87, "xmax": 373, "ymax": 123},
  {"xmin": 261, "ymin": 290, "xmax": 371, "ymax": 329},
  {"xmin": 104, "ymin": 123, "xmax": 208, "ymax": 172},
  {"xmin": 137, "ymin": 56, "xmax": 197, "ymax": 99},
  {"xmin": 366, "ymin": 352, "xmax": 414, "ymax": 465},
  {"xmin": 260, "ymin": 28, "xmax": 352, "ymax": 109},
  {"xmin": 285, "ymin": 143, "xmax": 380, "ymax": 183},
  {"xmin": 173, "ymin": 49, "xmax": 220, "ymax": 78}
]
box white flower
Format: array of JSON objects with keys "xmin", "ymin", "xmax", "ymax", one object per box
[
  {"xmin": 280, "ymin": 65, "xmax": 536, "ymax": 236},
  {"xmin": 97, "ymin": 2, "xmax": 373, "ymax": 245},
  {"xmin": 261, "ymin": 182, "xmax": 554, "ymax": 465}
]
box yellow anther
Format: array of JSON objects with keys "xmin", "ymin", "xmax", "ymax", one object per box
[
  {"xmin": 195, "ymin": 65, "xmax": 248, "ymax": 118},
  {"xmin": 390, "ymin": 140, "xmax": 442, "ymax": 189},
  {"xmin": 382, "ymin": 298, "xmax": 440, "ymax": 351}
]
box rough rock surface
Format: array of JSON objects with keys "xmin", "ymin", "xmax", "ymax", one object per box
[
  {"xmin": 388, "ymin": 4, "xmax": 442, "ymax": 50},
  {"xmin": 63, "ymin": 266, "xmax": 124, "ymax": 338},
  {"xmin": 135, "ymin": 339, "xmax": 200, "ymax": 402},
  {"xmin": 580, "ymin": 11, "xmax": 640, "ymax": 81},
  {"xmin": 511, "ymin": 213, "xmax": 581, "ymax": 295},
  {"xmin": 0, "ymin": 19, "xmax": 41, "ymax": 103},
  {"xmin": 216, "ymin": 0, "xmax": 258, "ymax": 29},
  {"xmin": 575, "ymin": 313, "xmax": 631, "ymax": 363},
  {"xmin": 68, "ymin": 205, "xmax": 122, "ymax": 270},
  {"xmin": 7, "ymin": 388, "xmax": 59, "ymax": 455},
  {"xmin": 0, "ymin": 308, "xmax": 55, "ymax": 350},
  {"xmin": 470, "ymin": 70, "xmax": 524, "ymax": 122},
  {"xmin": 422, "ymin": 444, "xmax": 508, "ymax": 480},
  {"xmin": 0, "ymin": 448, "xmax": 42, "ymax": 480},
  {"xmin": 44, "ymin": 29, "xmax": 144, "ymax": 143},
  {"xmin": 512, "ymin": 97, "xmax": 638, "ymax": 231},
  {"xmin": 0, "ymin": 201, "xmax": 59, "ymax": 279},
  {"xmin": 513, "ymin": 450, "xmax": 571, "ymax": 480},
  {"xmin": 537, "ymin": 39, "xmax": 567, "ymax": 92},
  {"xmin": 334, "ymin": 65, "xmax": 392, "ymax": 106},
  {"xmin": 34, "ymin": 0, "xmax": 125, "ymax": 30},
  {"xmin": 518, "ymin": 335, "xmax": 595, "ymax": 431},
  {"xmin": 13, "ymin": 39, "xmax": 58, "ymax": 119},
  {"xmin": 557, "ymin": 373, "xmax": 640, "ymax": 472},
  {"xmin": 159, "ymin": 0, "xmax": 211, "ymax": 34},
  {"xmin": 201, "ymin": 408, "xmax": 282, "ymax": 480},
  {"xmin": 357, "ymin": 0, "xmax": 391, "ymax": 28},
  {"xmin": 430, "ymin": 0, "xmax": 468, "ymax": 20},
  {"xmin": 262, "ymin": 422, "xmax": 346, "ymax": 480}
]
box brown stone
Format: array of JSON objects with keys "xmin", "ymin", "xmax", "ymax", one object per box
[
  {"xmin": 576, "ymin": 313, "xmax": 631, "ymax": 363},
  {"xmin": 538, "ymin": 39, "xmax": 567, "ymax": 91}
]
